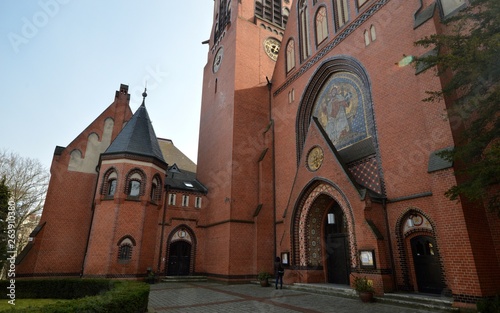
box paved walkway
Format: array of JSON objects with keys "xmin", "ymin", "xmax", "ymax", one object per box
[{"xmin": 148, "ymin": 282, "xmax": 437, "ymax": 313}]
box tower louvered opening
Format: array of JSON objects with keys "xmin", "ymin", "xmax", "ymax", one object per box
[{"xmin": 255, "ymin": 0, "xmax": 285, "ymax": 27}]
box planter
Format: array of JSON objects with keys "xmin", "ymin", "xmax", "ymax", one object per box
[
  {"xmin": 260, "ymin": 279, "xmax": 270, "ymax": 287},
  {"xmin": 358, "ymin": 291, "xmax": 374, "ymax": 303}
]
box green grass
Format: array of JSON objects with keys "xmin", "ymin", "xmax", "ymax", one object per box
[{"xmin": 0, "ymin": 299, "xmax": 69, "ymax": 311}]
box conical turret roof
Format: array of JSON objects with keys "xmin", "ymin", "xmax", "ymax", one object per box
[{"xmin": 103, "ymin": 91, "xmax": 165, "ymax": 164}]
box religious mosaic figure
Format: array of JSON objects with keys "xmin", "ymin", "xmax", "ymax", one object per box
[{"xmin": 313, "ymin": 72, "xmax": 368, "ymax": 150}]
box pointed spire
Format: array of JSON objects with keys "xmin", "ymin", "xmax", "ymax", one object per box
[
  {"xmin": 141, "ymin": 87, "xmax": 147, "ymax": 107},
  {"xmin": 103, "ymin": 90, "xmax": 166, "ymax": 165}
]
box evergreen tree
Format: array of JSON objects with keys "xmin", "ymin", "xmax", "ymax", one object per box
[{"xmin": 415, "ymin": 0, "xmax": 500, "ymax": 213}]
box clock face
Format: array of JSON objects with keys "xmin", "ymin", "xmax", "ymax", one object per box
[
  {"xmin": 307, "ymin": 146, "xmax": 324, "ymax": 171},
  {"xmin": 213, "ymin": 47, "xmax": 224, "ymax": 73},
  {"xmin": 263, "ymin": 38, "xmax": 280, "ymax": 61}
]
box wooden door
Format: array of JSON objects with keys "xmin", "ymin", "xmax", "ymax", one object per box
[
  {"xmin": 167, "ymin": 241, "xmax": 191, "ymax": 276},
  {"xmin": 411, "ymin": 236, "xmax": 444, "ymax": 294},
  {"xmin": 326, "ymin": 234, "xmax": 350, "ymax": 284}
]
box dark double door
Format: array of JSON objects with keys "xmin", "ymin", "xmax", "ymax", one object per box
[
  {"xmin": 411, "ymin": 236, "xmax": 444, "ymax": 294},
  {"xmin": 326, "ymin": 234, "xmax": 350, "ymax": 285},
  {"xmin": 166, "ymin": 241, "xmax": 191, "ymax": 276}
]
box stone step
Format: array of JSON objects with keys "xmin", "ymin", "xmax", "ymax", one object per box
[
  {"xmin": 290, "ymin": 283, "xmax": 358, "ymax": 299},
  {"xmin": 284, "ymin": 283, "xmax": 458, "ymax": 312},
  {"xmin": 161, "ymin": 276, "xmax": 208, "ymax": 283},
  {"xmin": 379, "ymin": 292, "xmax": 458, "ymax": 312}
]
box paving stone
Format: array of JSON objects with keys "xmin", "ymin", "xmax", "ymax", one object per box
[{"xmin": 148, "ymin": 282, "xmax": 439, "ymax": 313}]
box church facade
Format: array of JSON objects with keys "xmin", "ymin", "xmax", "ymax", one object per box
[{"xmin": 17, "ymin": 0, "xmax": 499, "ymax": 309}]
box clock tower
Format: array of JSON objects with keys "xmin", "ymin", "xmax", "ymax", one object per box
[{"xmin": 197, "ymin": 0, "xmax": 289, "ymax": 280}]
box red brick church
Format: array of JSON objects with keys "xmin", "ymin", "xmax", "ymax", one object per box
[{"xmin": 17, "ymin": 0, "xmax": 499, "ymax": 309}]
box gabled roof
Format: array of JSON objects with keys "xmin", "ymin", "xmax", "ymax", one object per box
[
  {"xmin": 165, "ymin": 164, "xmax": 207, "ymax": 194},
  {"xmin": 103, "ymin": 93, "xmax": 165, "ymax": 164},
  {"xmin": 158, "ymin": 138, "xmax": 197, "ymax": 172}
]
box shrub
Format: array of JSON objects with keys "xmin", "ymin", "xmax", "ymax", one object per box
[
  {"xmin": 477, "ymin": 295, "xmax": 500, "ymax": 313},
  {"xmin": 352, "ymin": 276, "xmax": 374, "ymax": 293},
  {"xmin": 0, "ymin": 279, "xmax": 113, "ymax": 299},
  {"xmin": 0, "ymin": 279, "xmax": 149, "ymax": 313},
  {"xmin": 257, "ymin": 272, "xmax": 272, "ymax": 281}
]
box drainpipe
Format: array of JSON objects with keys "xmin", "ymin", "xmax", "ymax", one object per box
[
  {"xmin": 81, "ymin": 163, "xmax": 100, "ymax": 278},
  {"xmin": 382, "ymin": 197, "xmax": 397, "ymax": 291},
  {"xmin": 157, "ymin": 180, "xmax": 170, "ymax": 274},
  {"xmin": 266, "ymin": 76, "xmax": 277, "ymax": 264}
]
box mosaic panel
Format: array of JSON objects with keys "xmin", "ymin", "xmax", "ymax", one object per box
[
  {"xmin": 297, "ymin": 183, "xmax": 357, "ymax": 268},
  {"xmin": 313, "ymin": 72, "xmax": 369, "ymax": 150},
  {"xmin": 347, "ymin": 155, "xmax": 382, "ymax": 194}
]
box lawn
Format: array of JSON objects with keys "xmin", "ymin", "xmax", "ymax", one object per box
[{"xmin": 0, "ymin": 299, "xmax": 69, "ymax": 311}]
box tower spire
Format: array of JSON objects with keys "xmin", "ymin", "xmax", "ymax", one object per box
[{"xmin": 141, "ymin": 87, "xmax": 147, "ymax": 107}]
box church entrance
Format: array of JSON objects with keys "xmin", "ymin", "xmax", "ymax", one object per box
[
  {"xmin": 411, "ymin": 235, "xmax": 444, "ymax": 294},
  {"xmin": 325, "ymin": 204, "xmax": 350, "ymax": 284},
  {"xmin": 166, "ymin": 241, "xmax": 191, "ymax": 276},
  {"xmin": 293, "ymin": 182, "xmax": 354, "ymax": 285}
]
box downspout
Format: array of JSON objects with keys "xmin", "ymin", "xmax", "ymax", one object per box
[
  {"xmin": 382, "ymin": 197, "xmax": 398, "ymax": 291},
  {"xmin": 266, "ymin": 76, "xmax": 277, "ymax": 262},
  {"xmin": 157, "ymin": 181, "xmax": 169, "ymax": 274},
  {"xmin": 81, "ymin": 163, "xmax": 101, "ymax": 277}
]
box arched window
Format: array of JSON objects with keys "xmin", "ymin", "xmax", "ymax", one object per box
[
  {"xmin": 298, "ymin": 0, "xmax": 310, "ymax": 61},
  {"xmin": 215, "ymin": 0, "xmax": 231, "ymax": 42},
  {"xmin": 150, "ymin": 174, "xmax": 162, "ymax": 203},
  {"xmin": 370, "ymin": 25, "xmax": 376, "ymax": 41},
  {"xmin": 101, "ymin": 168, "xmax": 118, "ymax": 197},
  {"xmin": 315, "ymin": 6, "xmax": 328, "ymax": 45},
  {"xmin": 182, "ymin": 195, "xmax": 189, "ymax": 207},
  {"xmin": 333, "ymin": 0, "xmax": 349, "ymax": 30},
  {"xmin": 125, "ymin": 169, "xmax": 145, "ymax": 198},
  {"xmin": 255, "ymin": 0, "xmax": 284, "ymax": 26},
  {"xmin": 283, "ymin": 7, "xmax": 290, "ymax": 26},
  {"xmin": 364, "ymin": 30, "xmax": 370, "ymax": 46},
  {"xmin": 169, "ymin": 193, "xmax": 177, "ymax": 205},
  {"xmin": 117, "ymin": 237, "xmax": 135, "ymax": 262},
  {"xmin": 286, "ymin": 39, "xmax": 295, "ymax": 73},
  {"xmin": 108, "ymin": 179, "xmax": 117, "ymax": 196}
]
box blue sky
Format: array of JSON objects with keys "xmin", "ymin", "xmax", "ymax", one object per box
[{"xmin": 0, "ymin": 1, "xmax": 213, "ymax": 170}]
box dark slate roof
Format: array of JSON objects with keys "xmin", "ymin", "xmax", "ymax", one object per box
[
  {"xmin": 165, "ymin": 164, "xmax": 207, "ymax": 194},
  {"xmin": 338, "ymin": 137, "xmax": 375, "ymax": 164},
  {"xmin": 414, "ymin": 2, "xmax": 436, "ymax": 29},
  {"xmin": 103, "ymin": 102, "xmax": 165, "ymax": 163},
  {"xmin": 428, "ymin": 147, "xmax": 453, "ymax": 173}
]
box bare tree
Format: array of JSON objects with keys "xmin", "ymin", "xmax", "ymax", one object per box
[{"xmin": 0, "ymin": 150, "xmax": 49, "ymax": 255}]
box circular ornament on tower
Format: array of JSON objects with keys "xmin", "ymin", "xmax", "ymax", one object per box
[
  {"xmin": 213, "ymin": 46, "xmax": 224, "ymax": 73},
  {"xmin": 263, "ymin": 38, "xmax": 280, "ymax": 61},
  {"xmin": 307, "ymin": 146, "xmax": 324, "ymax": 171}
]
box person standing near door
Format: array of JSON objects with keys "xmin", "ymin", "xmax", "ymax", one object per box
[{"xmin": 275, "ymin": 256, "xmax": 284, "ymax": 289}]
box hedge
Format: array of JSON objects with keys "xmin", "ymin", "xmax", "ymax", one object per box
[{"xmin": 0, "ymin": 279, "xmax": 150, "ymax": 313}]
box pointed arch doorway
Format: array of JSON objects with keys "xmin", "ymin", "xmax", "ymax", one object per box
[
  {"xmin": 167, "ymin": 241, "xmax": 191, "ymax": 276},
  {"xmin": 165, "ymin": 226, "xmax": 196, "ymax": 276},
  {"xmin": 400, "ymin": 212, "xmax": 446, "ymax": 294},
  {"xmin": 293, "ymin": 182, "xmax": 355, "ymax": 285}
]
